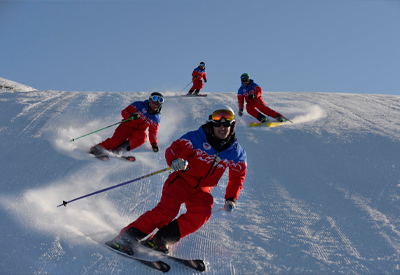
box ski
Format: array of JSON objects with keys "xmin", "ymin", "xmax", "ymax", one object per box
[
  {"xmin": 183, "ymin": 94, "xmax": 207, "ymax": 97},
  {"xmin": 117, "ymin": 155, "xmax": 136, "ymax": 162},
  {"xmin": 93, "ymin": 154, "xmax": 110, "ymax": 161},
  {"xmin": 88, "ymin": 152, "xmax": 136, "ymax": 162},
  {"xmin": 249, "ymin": 121, "xmax": 283, "ymax": 128},
  {"xmin": 138, "ymin": 242, "xmax": 206, "ymax": 272},
  {"xmin": 103, "ymin": 243, "xmax": 170, "ymax": 272},
  {"xmin": 85, "ymin": 234, "xmax": 170, "ymax": 272}
]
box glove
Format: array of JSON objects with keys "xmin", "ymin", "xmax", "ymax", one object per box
[
  {"xmin": 130, "ymin": 113, "xmax": 140, "ymax": 120},
  {"xmin": 248, "ymin": 94, "xmax": 256, "ymax": 100},
  {"xmin": 204, "ymin": 79, "xmax": 207, "ymax": 83},
  {"xmin": 238, "ymin": 109, "xmax": 243, "ymax": 117},
  {"xmin": 171, "ymin": 159, "xmax": 188, "ymax": 171},
  {"xmin": 151, "ymin": 143, "xmax": 159, "ymax": 152},
  {"xmin": 224, "ymin": 198, "xmax": 236, "ymax": 213}
]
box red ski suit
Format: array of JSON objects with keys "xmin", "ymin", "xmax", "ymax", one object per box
[
  {"xmin": 99, "ymin": 100, "xmax": 160, "ymax": 151},
  {"xmin": 237, "ymin": 80, "xmax": 280, "ymax": 120},
  {"xmin": 123, "ymin": 125, "xmax": 247, "ymax": 240},
  {"xmin": 190, "ymin": 66, "xmax": 207, "ymax": 91}
]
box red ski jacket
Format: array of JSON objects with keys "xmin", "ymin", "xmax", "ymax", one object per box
[
  {"xmin": 121, "ymin": 100, "xmax": 160, "ymax": 146},
  {"xmin": 192, "ymin": 66, "xmax": 207, "ymax": 82},
  {"xmin": 165, "ymin": 126, "xmax": 247, "ymax": 201},
  {"xmin": 237, "ymin": 80, "xmax": 263, "ymax": 110}
]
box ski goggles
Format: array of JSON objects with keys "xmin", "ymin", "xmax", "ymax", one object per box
[
  {"xmin": 150, "ymin": 95, "xmax": 164, "ymax": 104},
  {"xmin": 210, "ymin": 109, "xmax": 235, "ymax": 127}
]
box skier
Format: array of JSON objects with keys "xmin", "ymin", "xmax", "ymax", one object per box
[
  {"xmin": 187, "ymin": 62, "xmax": 207, "ymax": 96},
  {"xmin": 237, "ymin": 73, "xmax": 287, "ymax": 123},
  {"xmin": 89, "ymin": 92, "xmax": 163, "ymax": 159},
  {"xmin": 106, "ymin": 105, "xmax": 247, "ymax": 255}
]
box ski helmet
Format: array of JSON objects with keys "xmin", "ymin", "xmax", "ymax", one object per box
[
  {"xmin": 240, "ymin": 73, "xmax": 250, "ymax": 81},
  {"xmin": 148, "ymin": 92, "xmax": 164, "ymax": 113},
  {"xmin": 200, "ymin": 62, "xmax": 206, "ymax": 68},
  {"xmin": 207, "ymin": 104, "xmax": 236, "ymax": 137},
  {"xmin": 149, "ymin": 92, "xmax": 164, "ymax": 104}
]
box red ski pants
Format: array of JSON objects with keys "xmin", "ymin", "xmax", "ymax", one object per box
[
  {"xmin": 123, "ymin": 175, "xmax": 214, "ymax": 239},
  {"xmin": 99, "ymin": 122, "xmax": 147, "ymax": 151},
  {"xmin": 190, "ymin": 78, "xmax": 204, "ymax": 91},
  {"xmin": 246, "ymin": 98, "xmax": 279, "ymax": 120}
]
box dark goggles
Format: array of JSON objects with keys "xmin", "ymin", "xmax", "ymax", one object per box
[
  {"xmin": 150, "ymin": 95, "xmax": 164, "ymax": 104},
  {"xmin": 213, "ymin": 120, "xmax": 233, "ymax": 127},
  {"xmin": 241, "ymin": 77, "xmax": 250, "ymax": 83}
]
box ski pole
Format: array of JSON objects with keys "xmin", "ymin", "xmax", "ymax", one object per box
[
  {"xmin": 253, "ymin": 98, "xmax": 293, "ymax": 123},
  {"xmin": 176, "ymin": 76, "xmax": 198, "ymax": 96},
  {"xmin": 57, "ymin": 167, "xmax": 172, "ymax": 207},
  {"xmin": 212, "ymin": 207, "xmax": 225, "ymax": 213},
  {"xmin": 70, "ymin": 118, "xmax": 133, "ymax": 142},
  {"xmin": 243, "ymin": 113, "xmax": 254, "ymax": 119}
]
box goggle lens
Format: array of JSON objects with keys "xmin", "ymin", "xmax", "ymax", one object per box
[
  {"xmin": 211, "ymin": 109, "xmax": 234, "ymax": 122},
  {"xmin": 151, "ymin": 95, "xmax": 164, "ymax": 104}
]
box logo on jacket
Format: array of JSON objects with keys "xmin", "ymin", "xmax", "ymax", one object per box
[
  {"xmin": 203, "ymin": 142, "xmax": 211, "ymax": 150},
  {"xmin": 142, "ymin": 108, "xmax": 147, "ymax": 114}
]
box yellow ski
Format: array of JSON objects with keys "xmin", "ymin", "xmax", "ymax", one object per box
[{"xmin": 249, "ymin": 121, "xmax": 283, "ymax": 128}]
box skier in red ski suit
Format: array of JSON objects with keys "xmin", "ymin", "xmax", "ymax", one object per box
[
  {"xmin": 187, "ymin": 62, "xmax": 207, "ymax": 96},
  {"xmin": 89, "ymin": 92, "xmax": 163, "ymax": 159},
  {"xmin": 237, "ymin": 73, "xmax": 287, "ymax": 123},
  {"xmin": 106, "ymin": 105, "xmax": 247, "ymax": 255}
]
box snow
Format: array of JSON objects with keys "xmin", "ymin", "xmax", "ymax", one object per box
[
  {"xmin": 0, "ymin": 77, "xmax": 37, "ymax": 93},
  {"xmin": 1, "ymin": 78, "xmax": 400, "ymax": 274}
]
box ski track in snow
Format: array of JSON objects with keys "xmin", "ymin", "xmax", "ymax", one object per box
[{"xmin": 1, "ymin": 88, "xmax": 400, "ymax": 274}]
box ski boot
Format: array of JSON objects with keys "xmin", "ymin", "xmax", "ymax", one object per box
[
  {"xmin": 89, "ymin": 145, "xmax": 109, "ymax": 161},
  {"xmin": 105, "ymin": 227, "xmax": 147, "ymax": 255},
  {"xmin": 275, "ymin": 115, "xmax": 288, "ymax": 122},
  {"xmin": 112, "ymin": 140, "xmax": 130, "ymax": 155},
  {"xmin": 186, "ymin": 89, "xmax": 195, "ymax": 95},
  {"xmin": 261, "ymin": 117, "xmax": 269, "ymax": 123},
  {"xmin": 143, "ymin": 235, "xmax": 170, "ymax": 254}
]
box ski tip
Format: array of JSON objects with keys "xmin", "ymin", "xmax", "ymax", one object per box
[
  {"xmin": 189, "ymin": 259, "xmax": 206, "ymax": 272},
  {"xmin": 154, "ymin": 261, "xmax": 171, "ymax": 272},
  {"xmin": 122, "ymin": 156, "xmax": 136, "ymax": 162}
]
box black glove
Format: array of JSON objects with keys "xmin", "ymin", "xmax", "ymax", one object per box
[
  {"xmin": 248, "ymin": 94, "xmax": 256, "ymax": 100},
  {"xmin": 238, "ymin": 109, "xmax": 243, "ymax": 117},
  {"xmin": 130, "ymin": 113, "xmax": 140, "ymax": 120},
  {"xmin": 151, "ymin": 143, "xmax": 159, "ymax": 152},
  {"xmin": 204, "ymin": 79, "xmax": 207, "ymax": 83}
]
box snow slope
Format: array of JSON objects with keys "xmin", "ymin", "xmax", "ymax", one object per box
[{"xmin": 1, "ymin": 81, "xmax": 400, "ymax": 274}]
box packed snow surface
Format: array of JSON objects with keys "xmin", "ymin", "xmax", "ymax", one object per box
[{"xmin": 1, "ymin": 82, "xmax": 400, "ymax": 274}]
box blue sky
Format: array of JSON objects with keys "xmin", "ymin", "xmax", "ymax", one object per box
[{"xmin": 1, "ymin": 0, "xmax": 399, "ymax": 95}]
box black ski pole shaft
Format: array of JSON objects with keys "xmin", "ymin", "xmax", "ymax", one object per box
[
  {"xmin": 70, "ymin": 118, "xmax": 132, "ymax": 142},
  {"xmin": 57, "ymin": 167, "xmax": 172, "ymax": 207}
]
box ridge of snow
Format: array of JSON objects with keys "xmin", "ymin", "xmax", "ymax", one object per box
[{"xmin": 0, "ymin": 77, "xmax": 37, "ymax": 93}]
